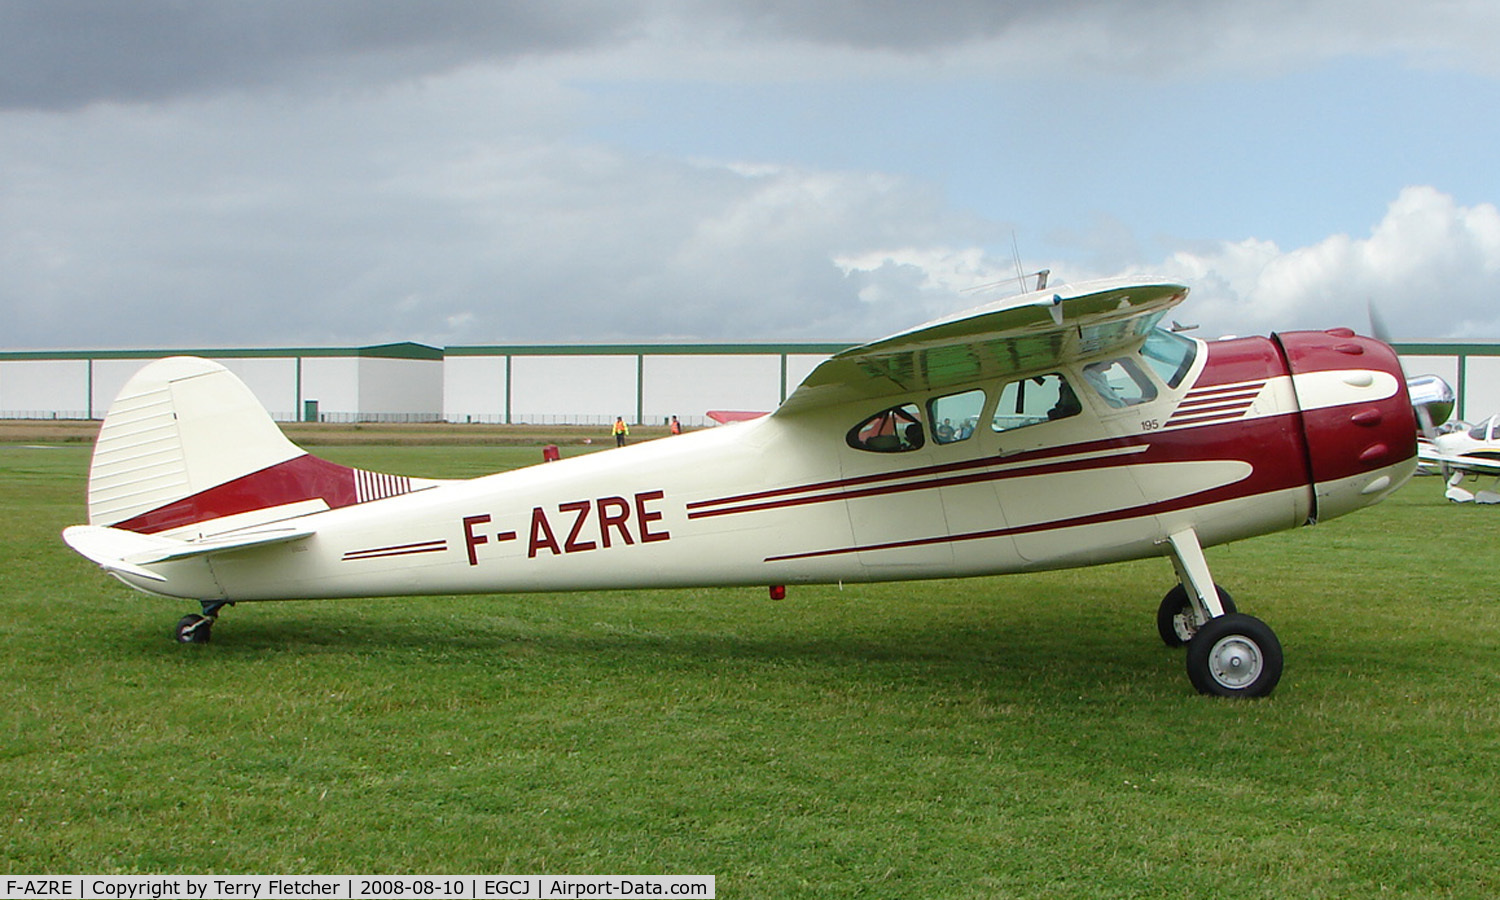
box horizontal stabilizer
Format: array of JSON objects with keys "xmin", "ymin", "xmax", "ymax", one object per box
[{"xmin": 62, "ymin": 523, "xmax": 316, "ymax": 580}]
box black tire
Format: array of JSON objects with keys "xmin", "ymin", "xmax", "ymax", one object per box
[
  {"xmin": 174, "ymin": 614, "xmax": 212, "ymax": 644},
  {"xmin": 1156, "ymin": 584, "xmax": 1236, "ymax": 647},
  {"xmin": 1185, "ymin": 613, "xmax": 1282, "ymax": 698}
]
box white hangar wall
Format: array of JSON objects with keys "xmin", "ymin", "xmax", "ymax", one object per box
[
  {"xmin": 5, "ymin": 342, "xmax": 1497, "ymax": 426},
  {"xmin": 300, "ymin": 358, "xmax": 359, "ymax": 420},
  {"xmin": 443, "ymin": 356, "xmax": 507, "ymax": 423},
  {"xmin": 357, "ymin": 357, "xmax": 445, "ymax": 421},
  {"xmin": 1462, "ymin": 357, "xmax": 1500, "ymax": 419},
  {"xmin": 206, "ymin": 358, "xmax": 299, "ymax": 420},
  {"xmin": 297, "ymin": 357, "xmax": 445, "ymax": 422},
  {"xmin": 1396, "ymin": 344, "xmax": 1500, "ymax": 423},
  {"xmin": 0, "ymin": 343, "xmax": 843, "ymax": 425},
  {"xmin": 643, "ymin": 355, "xmax": 780, "ymax": 423},
  {"xmin": 0, "ymin": 344, "xmax": 446, "ymax": 423},
  {"xmin": 511, "ymin": 355, "xmax": 639, "ymax": 425},
  {"xmin": 440, "ymin": 346, "xmax": 842, "ymax": 426},
  {"xmin": 643, "ymin": 354, "xmax": 829, "ymax": 424},
  {"xmin": 0, "ymin": 359, "xmax": 91, "ymax": 418}
]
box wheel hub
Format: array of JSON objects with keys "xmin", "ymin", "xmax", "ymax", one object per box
[
  {"xmin": 1172, "ymin": 612, "xmax": 1197, "ymax": 643},
  {"xmin": 1208, "ymin": 636, "xmax": 1263, "ymax": 689}
]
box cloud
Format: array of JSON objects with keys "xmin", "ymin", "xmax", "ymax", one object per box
[
  {"xmin": 4, "ymin": 66, "xmax": 1495, "ymax": 351},
  {"xmin": 363, "ymin": 148, "xmax": 1005, "ymax": 345},
  {"xmin": 0, "ymin": 0, "xmax": 646, "ymax": 110},
  {"xmin": 7, "ymin": 0, "xmax": 1500, "ymax": 112},
  {"xmin": 4, "ymin": 3, "xmax": 1499, "ymax": 354},
  {"xmin": 828, "ymin": 186, "xmax": 1500, "ymax": 343},
  {"xmin": 1156, "ymin": 186, "xmax": 1500, "ymax": 339},
  {"xmin": 0, "ymin": 81, "xmax": 1001, "ymax": 348},
  {"xmin": 722, "ymin": 0, "xmax": 1500, "ymax": 79}
]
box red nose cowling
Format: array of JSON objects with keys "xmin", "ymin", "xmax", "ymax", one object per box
[{"xmin": 1273, "ymin": 328, "xmax": 1419, "ymax": 522}]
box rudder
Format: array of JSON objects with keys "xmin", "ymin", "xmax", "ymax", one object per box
[{"xmin": 88, "ymin": 357, "xmax": 434, "ymax": 536}]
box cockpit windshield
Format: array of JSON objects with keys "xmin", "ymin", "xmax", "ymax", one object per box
[
  {"xmin": 1140, "ymin": 327, "xmax": 1198, "ymax": 388},
  {"xmin": 1469, "ymin": 415, "xmax": 1500, "ymax": 442}
]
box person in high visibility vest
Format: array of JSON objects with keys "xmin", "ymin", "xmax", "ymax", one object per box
[{"xmin": 612, "ymin": 416, "xmax": 629, "ymax": 447}]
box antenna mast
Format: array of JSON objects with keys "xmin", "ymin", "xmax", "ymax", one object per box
[
  {"xmin": 1011, "ymin": 234, "xmax": 1026, "ymax": 293},
  {"xmin": 1010, "ymin": 234, "xmax": 1049, "ymax": 291}
]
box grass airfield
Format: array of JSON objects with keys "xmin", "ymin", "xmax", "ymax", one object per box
[{"xmin": 2, "ymin": 435, "xmax": 1498, "ymax": 898}]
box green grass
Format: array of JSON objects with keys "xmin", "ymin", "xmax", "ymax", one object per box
[{"xmin": 2, "ymin": 443, "xmax": 1498, "ymax": 897}]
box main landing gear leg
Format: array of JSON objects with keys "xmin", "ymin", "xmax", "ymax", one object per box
[
  {"xmin": 1159, "ymin": 529, "xmax": 1283, "ymax": 698},
  {"xmin": 175, "ymin": 601, "xmax": 231, "ymax": 644},
  {"xmin": 1159, "ymin": 530, "xmax": 1229, "ymax": 646}
]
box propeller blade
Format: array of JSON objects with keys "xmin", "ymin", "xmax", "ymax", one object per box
[
  {"xmin": 1368, "ymin": 299, "xmax": 1453, "ymax": 440},
  {"xmin": 1367, "ymin": 299, "xmax": 1393, "ymax": 345}
]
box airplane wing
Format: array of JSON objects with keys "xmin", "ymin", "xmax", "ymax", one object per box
[
  {"xmin": 775, "ymin": 277, "xmax": 1188, "ymax": 417},
  {"xmin": 1418, "ymin": 445, "xmax": 1500, "ymax": 477},
  {"xmin": 62, "ymin": 523, "xmax": 316, "ymax": 582}
]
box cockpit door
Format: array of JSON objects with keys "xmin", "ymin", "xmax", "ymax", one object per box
[{"xmin": 840, "ymin": 403, "xmax": 955, "ymax": 574}]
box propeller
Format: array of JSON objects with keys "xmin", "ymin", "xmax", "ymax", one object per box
[
  {"xmin": 1367, "ymin": 301, "xmax": 1453, "ymax": 440},
  {"xmin": 1368, "ymin": 301, "xmax": 1469, "ymax": 499}
]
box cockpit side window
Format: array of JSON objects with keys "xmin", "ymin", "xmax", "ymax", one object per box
[
  {"xmin": 1082, "ymin": 357, "xmax": 1158, "ymax": 408},
  {"xmin": 1470, "ymin": 415, "xmax": 1498, "ymax": 441},
  {"xmin": 991, "ymin": 373, "xmax": 1079, "ymax": 433},
  {"xmin": 928, "ymin": 389, "xmax": 985, "ymax": 444},
  {"xmin": 1141, "ymin": 328, "xmax": 1198, "ymax": 388},
  {"xmin": 847, "ymin": 403, "xmax": 926, "ymax": 452}
]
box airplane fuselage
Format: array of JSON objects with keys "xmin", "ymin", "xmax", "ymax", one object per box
[
  {"xmin": 117, "ymin": 329, "xmax": 1418, "ymax": 604},
  {"xmin": 65, "ymin": 277, "xmax": 1439, "ymax": 695}
]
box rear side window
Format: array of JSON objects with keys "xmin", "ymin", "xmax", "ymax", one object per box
[{"xmin": 847, "ymin": 404, "xmax": 926, "ymax": 452}]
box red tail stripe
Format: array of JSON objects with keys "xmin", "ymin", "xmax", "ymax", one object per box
[{"xmin": 115, "ymin": 454, "xmax": 363, "ymax": 534}]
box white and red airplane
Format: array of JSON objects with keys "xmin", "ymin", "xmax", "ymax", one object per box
[
  {"xmin": 62, "ymin": 276, "xmax": 1444, "ymax": 697},
  {"xmin": 1419, "ymin": 413, "xmax": 1500, "ymax": 502}
]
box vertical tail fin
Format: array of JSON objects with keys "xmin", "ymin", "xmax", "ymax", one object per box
[{"xmin": 89, "ymin": 357, "xmax": 436, "ymax": 536}]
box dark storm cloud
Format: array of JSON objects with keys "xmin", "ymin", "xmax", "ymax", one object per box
[
  {"xmin": 0, "ymin": 0, "xmax": 645, "ymax": 110},
  {"xmin": 2, "ymin": 0, "xmax": 1229, "ymax": 112},
  {"xmin": 5, "ymin": 0, "xmax": 1497, "ymax": 350},
  {"xmin": 5, "ymin": 1, "xmax": 1465, "ymax": 113},
  {"xmin": 700, "ymin": 0, "xmax": 1093, "ymax": 50}
]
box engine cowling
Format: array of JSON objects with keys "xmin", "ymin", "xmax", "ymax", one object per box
[{"xmin": 1274, "ymin": 329, "xmax": 1422, "ymax": 522}]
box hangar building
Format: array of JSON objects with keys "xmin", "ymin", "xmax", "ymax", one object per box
[
  {"xmin": 0, "ymin": 342, "xmax": 844, "ymax": 427},
  {"xmin": 1, "ymin": 340, "xmax": 1496, "ymax": 426}
]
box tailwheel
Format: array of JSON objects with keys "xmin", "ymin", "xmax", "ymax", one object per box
[
  {"xmin": 1156, "ymin": 583, "xmax": 1236, "ymax": 647},
  {"xmin": 1185, "ymin": 613, "xmax": 1282, "ymax": 698},
  {"xmin": 174, "ymin": 614, "xmax": 213, "ymax": 644},
  {"xmin": 174, "ymin": 601, "xmax": 228, "ymax": 644}
]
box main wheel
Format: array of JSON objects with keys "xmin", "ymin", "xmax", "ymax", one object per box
[
  {"xmin": 1185, "ymin": 613, "xmax": 1282, "ymax": 698},
  {"xmin": 1156, "ymin": 584, "xmax": 1236, "ymax": 647},
  {"xmin": 175, "ymin": 614, "xmax": 213, "ymax": 644}
]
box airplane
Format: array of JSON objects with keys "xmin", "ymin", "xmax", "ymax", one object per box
[
  {"xmin": 61, "ymin": 276, "xmax": 1450, "ymax": 698},
  {"xmin": 1419, "ymin": 412, "xmax": 1500, "ymax": 503}
]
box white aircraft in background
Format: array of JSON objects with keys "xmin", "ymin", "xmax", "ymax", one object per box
[
  {"xmin": 62, "ymin": 276, "xmax": 1450, "ymax": 698},
  {"xmin": 1420, "ymin": 413, "xmax": 1500, "ymax": 502}
]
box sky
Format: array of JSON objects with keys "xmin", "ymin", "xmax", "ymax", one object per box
[{"xmin": 3, "ymin": 0, "xmax": 1500, "ymax": 350}]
